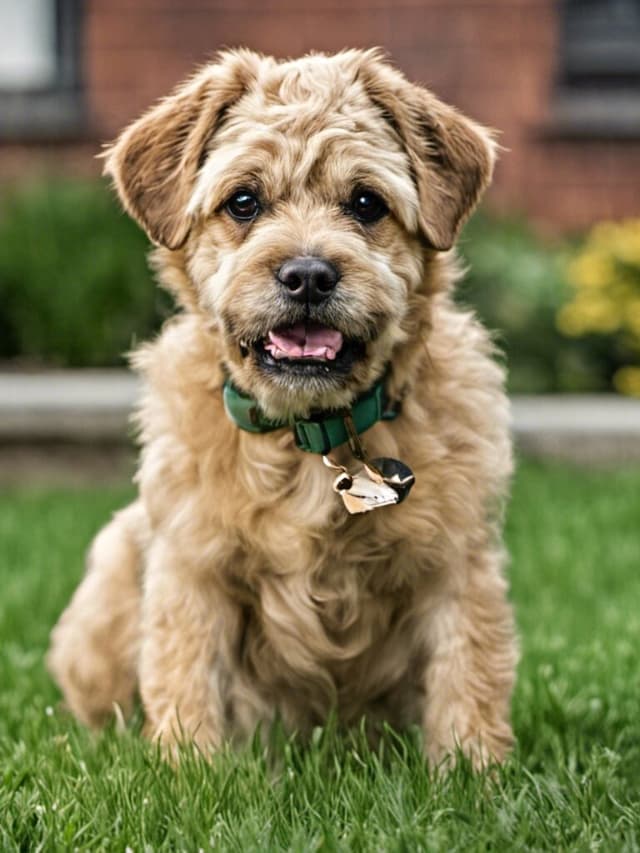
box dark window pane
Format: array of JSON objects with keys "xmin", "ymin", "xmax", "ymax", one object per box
[
  {"xmin": 562, "ymin": 0, "xmax": 640, "ymax": 82},
  {"xmin": 0, "ymin": 0, "xmax": 84, "ymax": 139}
]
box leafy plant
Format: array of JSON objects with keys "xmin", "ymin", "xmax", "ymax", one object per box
[
  {"xmin": 557, "ymin": 219, "xmax": 640, "ymax": 396},
  {"xmin": 458, "ymin": 214, "xmax": 612, "ymax": 393},
  {"xmin": 0, "ymin": 181, "xmax": 171, "ymax": 367}
]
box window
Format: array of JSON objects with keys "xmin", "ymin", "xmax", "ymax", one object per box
[
  {"xmin": 0, "ymin": 0, "xmax": 83, "ymax": 139},
  {"xmin": 553, "ymin": 0, "xmax": 640, "ymax": 137}
]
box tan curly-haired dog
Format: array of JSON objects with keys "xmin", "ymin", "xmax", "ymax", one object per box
[{"xmin": 48, "ymin": 48, "xmax": 517, "ymax": 768}]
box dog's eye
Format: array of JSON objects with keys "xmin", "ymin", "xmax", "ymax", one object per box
[
  {"xmin": 225, "ymin": 191, "xmax": 261, "ymax": 222},
  {"xmin": 348, "ymin": 190, "xmax": 388, "ymax": 224}
]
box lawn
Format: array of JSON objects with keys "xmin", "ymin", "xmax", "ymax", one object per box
[{"xmin": 1, "ymin": 460, "xmax": 639, "ymax": 851}]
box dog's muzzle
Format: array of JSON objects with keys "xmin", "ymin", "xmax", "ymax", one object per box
[{"xmin": 241, "ymin": 256, "xmax": 367, "ymax": 381}]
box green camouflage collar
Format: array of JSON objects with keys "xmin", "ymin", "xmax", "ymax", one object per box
[{"xmin": 222, "ymin": 374, "xmax": 400, "ymax": 454}]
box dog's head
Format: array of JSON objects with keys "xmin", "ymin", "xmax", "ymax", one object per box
[{"xmin": 105, "ymin": 49, "xmax": 495, "ymax": 419}]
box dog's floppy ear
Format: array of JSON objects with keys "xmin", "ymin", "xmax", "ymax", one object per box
[
  {"xmin": 103, "ymin": 51, "xmax": 259, "ymax": 250},
  {"xmin": 359, "ymin": 55, "xmax": 497, "ymax": 251}
]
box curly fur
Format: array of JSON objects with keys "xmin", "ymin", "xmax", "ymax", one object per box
[{"xmin": 48, "ymin": 48, "xmax": 517, "ymax": 768}]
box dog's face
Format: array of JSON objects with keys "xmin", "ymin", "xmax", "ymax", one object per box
[{"xmin": 105, "ymin": 50, "xmax": 495, "ymax": 418}]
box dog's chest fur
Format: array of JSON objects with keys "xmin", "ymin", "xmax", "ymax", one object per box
[{"xmin": 194, "ymin": 430, "xmax": 431, "ymax": 731}]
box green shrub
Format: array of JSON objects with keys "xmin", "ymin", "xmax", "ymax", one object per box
[
  {"xmin": 458, "ymin": 215, "xmax": 613, "ymax": 393},
  {"xmin": 0, "ymin": 181, "xmax": 172, "ymax": 367},
  {"xmin": 558, "ymin": 219, "xmax": 640, "ymax": 396}
]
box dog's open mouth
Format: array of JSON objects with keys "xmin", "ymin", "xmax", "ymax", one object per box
[
  {"xmin": 266, "ymin": 323, "xmax": 343, "ymax": 361},
  {"xmin": 251, "ymin": 322, "xmax": 364, "ymax": 378}
]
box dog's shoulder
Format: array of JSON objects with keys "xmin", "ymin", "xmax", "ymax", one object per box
[{"xmin": 129, "ymin": 314, "xmax": 228, "ymax": 453}]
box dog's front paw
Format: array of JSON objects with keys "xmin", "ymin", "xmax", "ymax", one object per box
[
  {"xmin": 425, "ymin": 723, "xmax": 514, "ymax": 772},
  {"xmin": 146, "ymin": 711, "xmax": 223, "ymax": 763}
]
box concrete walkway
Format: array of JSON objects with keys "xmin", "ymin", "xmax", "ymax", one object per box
[
  {"xmin": 0, "ymin": 370, "xmax": 138, "ymax": 441},
  {"xmin": 1, "ymin": 370, "xmax": 640, "ymax": 481}
]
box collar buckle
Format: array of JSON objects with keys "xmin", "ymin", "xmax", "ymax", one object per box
[{"xmin": 293, "ymin": 419, "xmax": 335, "ymax": 455}]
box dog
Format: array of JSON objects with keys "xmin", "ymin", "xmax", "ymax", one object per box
[{"xmin": 48, "ymin": 48, "xmax": 517, "ymax": 768}]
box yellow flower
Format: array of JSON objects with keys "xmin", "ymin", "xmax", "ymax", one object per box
[
  {"xmin": 557, "ymin": 295, "xmax": 621, "ymax": 336},
  {"xmin": 624, "ymin": 300, "xmax": 640, "ymax": 337},
  {"xmin": 566, "ymin": 250, "xmax": 612, "ymax": 291},
  {"xmin": 556, "ymin": 303, "xmax": 582, "ymax": 336},
  {"xmin": 559, "ymin": 219, "xmax": 640, "ymax": 348},
  {"xmin": 614, "ymin": 366, "xmax": 640, "ymax": 397},
  {"xmin": 609, "ymin": 220, "xmax": 640, "ymax": 266}
]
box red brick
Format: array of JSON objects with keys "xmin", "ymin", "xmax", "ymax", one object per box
[{"xmin": 2, "ymin": 0, "xmax": 638, "ymax": 232}]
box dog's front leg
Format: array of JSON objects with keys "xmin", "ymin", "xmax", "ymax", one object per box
[
  {"xmin": 139, "ymin": 538, "xmax": 230, "ymax": 759},
  {"xmin": 420, "ymin": 546, "xmax": 517, "ymax": 770}
]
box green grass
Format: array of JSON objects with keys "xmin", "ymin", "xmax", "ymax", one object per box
[{"xmin": 1, "ymin": 460, "xmax": 639, "ymax": 850}]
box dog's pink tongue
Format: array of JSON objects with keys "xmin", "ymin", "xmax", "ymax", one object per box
[{"xmin": 266, "ymin": 323, "xmax": 343, "ymax": 360}]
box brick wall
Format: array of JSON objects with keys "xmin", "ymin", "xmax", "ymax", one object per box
[{"xmin": 3, "ymin": 0, "xmax": 639, "ymax": 231}]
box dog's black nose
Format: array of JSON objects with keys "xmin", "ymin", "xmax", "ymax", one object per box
[{"xmin": 277, "ymin": 257, "xmax": 339, "ymax": 305}]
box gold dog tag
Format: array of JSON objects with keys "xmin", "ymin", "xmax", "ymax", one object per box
[
  {"xmin": 322, "ymin": 456, "xmax": 414, "ymax": 514},
  {"xmin": 368, "ymin": 457, "xmax": 415, "ymax": 503}
]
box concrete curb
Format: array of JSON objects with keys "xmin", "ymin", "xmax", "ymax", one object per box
[
  {"xmin": 1, "ymin": 371, "xmax": 640, "ymax": 481},
  {"xmin": 0, "ymin": 370, "xmax": 137, "ymax": 442},
  {"xmin": 509, "ymin": 394, "xmax": 640, "ymax": 463}
]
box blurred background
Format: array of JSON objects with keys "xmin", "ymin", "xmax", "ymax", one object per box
[{"xmin": 1, "ymin": 0, "xmax": 639, "ymax": 395}]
